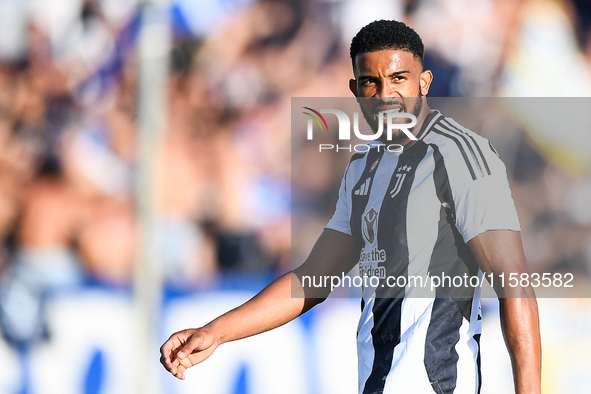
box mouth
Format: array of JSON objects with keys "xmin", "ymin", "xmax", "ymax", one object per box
[{"xmin": 374, "ymin": 104, "xmax": 404, "ymax": 116}]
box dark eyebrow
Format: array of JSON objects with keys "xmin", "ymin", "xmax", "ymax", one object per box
[
  {"xmin": 357, "ymin": 70, "xmax": 411, "ymax": 81},
  {"xmin": 388, "ymin": 70, "xmax": 410, "ymax": 78}
]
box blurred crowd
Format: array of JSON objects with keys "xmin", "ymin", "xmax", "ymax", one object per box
[{"xmin": 0, "ymin": 0, "xmax": 590, "ymax": 343}]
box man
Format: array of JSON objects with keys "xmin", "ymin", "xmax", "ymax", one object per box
[{"xmin": 160, "ymin": 20, "xmax": 541, "ymax": 394}]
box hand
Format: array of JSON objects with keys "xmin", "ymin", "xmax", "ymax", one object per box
[{"xmin": 159, "ymin": 328, "xmax": 220, "ymax": 380}]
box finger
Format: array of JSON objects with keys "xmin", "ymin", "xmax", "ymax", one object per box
[
  {"xmin": 173, "ymin": 359, "xmax": 184, "ymax": 378},
  {"xmin": 161, "ymin": 355, "xmax": 181, "ymax": 376},
  {"xmin": 178, "ymin": 356, "xmax": 192, "ymax": 369},
  {"xmin": 160, "ymin": 334, "xmax": 183, "ymax": 363},
  {"xmin": 172, "ymin": 364, "xmax": 186, "ymax": 380},
  {"xmin": 160, "ymin": 354, "xmax": 176, "ymax": 374},
  {"xmin": 175, "ymin": 334, "xmax": 205, "ymax": 360},
  {"xmin": 160, "ymin": 343, "xmax": 181, "ymax": 374},
  {"xmin": 179, "ymin": 365, "xmax": 186, "ymax": 380},
  {"xmin": 160, "ymin": 355, "xmax": 170, "ymax": 370},
  {"xmin": 161, "ymin": 332, "xmax": 193, "ymax": 371},
  {"xmin": 160, "ymin": 347, "xmax": 178, "ymax": 366}
]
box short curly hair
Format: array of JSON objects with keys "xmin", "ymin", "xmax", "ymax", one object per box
[{"xmin": 350, "ymin": 20, "xmax": 424, "ymax": 69}]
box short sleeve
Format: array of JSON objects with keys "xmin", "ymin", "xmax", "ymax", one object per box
[
  {"xmin": 325, "ymin": 164, "xmax": 352, "ymax": 235},
  {"xmin": 451, "ymin": 143, "xmax": 521, "ymax": 243}
]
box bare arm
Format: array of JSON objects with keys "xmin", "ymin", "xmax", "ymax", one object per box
[
  {"xmin": 160, "ymin": 228, "xmax": 358, "ymax": 379},
  {"xmin": 469, "ymin": 230, "xmax": 541, "ymax": 394}
]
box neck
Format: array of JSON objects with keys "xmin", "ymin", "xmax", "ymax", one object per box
[{"xmin": 412, "ymin": 102, "xmax": 431, "ymax": 139}]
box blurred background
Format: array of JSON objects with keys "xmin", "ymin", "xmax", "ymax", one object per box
[{"xmin": 0, "ymin": 0, "xmax": 590, "ymax": 393}]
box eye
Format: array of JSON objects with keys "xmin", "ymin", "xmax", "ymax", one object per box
[
  {"xmin": 362, "ymin": 78, "xmax": 376, "ymax": 86},
  {"xmin": 392, "ymin": 75, "xmax": 405, "ymax": 82}
]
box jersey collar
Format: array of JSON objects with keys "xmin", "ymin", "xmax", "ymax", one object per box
[{"xmin": 415, "ymin": 110, "xmax": 443, "ymax": 140}]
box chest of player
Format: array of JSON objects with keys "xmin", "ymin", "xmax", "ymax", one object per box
[{"xmin": 347, "ymin": 141, "xmax": 450, "ymax": 264}]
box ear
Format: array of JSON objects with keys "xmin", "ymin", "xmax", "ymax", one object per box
[
  {"xmin": 419, "ymin": 70, "xmax": 433, "ymax": 96},
  {"xmin": 349, "ymin": 79, "xmax": 358, "ymax": 97}
]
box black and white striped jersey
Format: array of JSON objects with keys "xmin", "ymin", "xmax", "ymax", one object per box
[{"xmin": 325, "ymin": 110, "xmax": 520, "ymax": 394}]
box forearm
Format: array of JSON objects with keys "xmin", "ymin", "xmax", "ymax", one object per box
[
  {"xmin": 203, "ymin": 272, "xmax": 314, "ymax": 345},
  {"xmin": 499, "ymin": 296, "xmax": 541, "ymax": 394},
  {"xmin": 160, "ymin": 229, "xmax": 357, "ymax": 380}
]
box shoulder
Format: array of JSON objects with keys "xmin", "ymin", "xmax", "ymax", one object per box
[{"xmin": 422, "ymin": 115, "xmax": 501, "ymax": 181}]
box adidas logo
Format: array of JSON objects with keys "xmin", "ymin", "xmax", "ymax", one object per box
[{"xmin": 354, "ymin": 178, "xmax": 371, "ymax": 196}]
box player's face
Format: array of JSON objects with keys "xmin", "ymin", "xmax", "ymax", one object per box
[{"xmin": 350, "ymin": 49, "xmax": 433, "ymax": 143}]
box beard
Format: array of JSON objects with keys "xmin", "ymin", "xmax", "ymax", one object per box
[{"xmin": 360, "ymin": 89, "xmax": 423, "ymax": 145}]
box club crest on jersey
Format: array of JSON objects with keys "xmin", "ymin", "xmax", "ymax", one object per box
[
  {"xmin": 390, "ymin": 164, "xmax": 412, "ymax": 198},
  {"xmin": 362, "ymin": 208, "xmax": 378, "ymax": 244}
]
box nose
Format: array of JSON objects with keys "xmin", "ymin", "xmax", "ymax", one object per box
[{"xmin": 375, "ymin": 79, "xmax": 397, "ymax": 99}]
